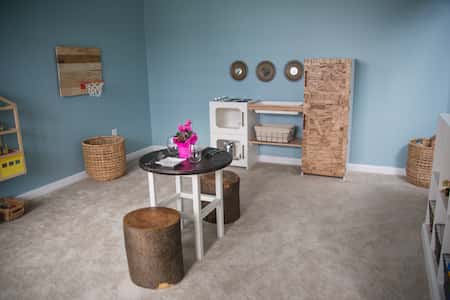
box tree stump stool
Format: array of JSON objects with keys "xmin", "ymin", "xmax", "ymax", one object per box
[
  {"xmin": 201, "ymin": 170, "xmax": 240, "ymax": 224},
  {"xmin": 123, "ymin": 207, "xmax": 184, "ymax": 289}
]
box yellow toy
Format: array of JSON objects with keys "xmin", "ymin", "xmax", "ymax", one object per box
[{"xmin": 0, "ymin": 96, "xmax": 26, "ymax": 181}]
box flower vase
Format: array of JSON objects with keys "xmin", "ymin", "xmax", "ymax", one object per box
[{"xmin": 177, "ymin": 143, "xmax": 191, "ymax": 159}]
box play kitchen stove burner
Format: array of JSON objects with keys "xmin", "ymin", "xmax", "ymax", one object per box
[{"xmin": 213, "ymin": 96, "xmax": 255, "ymax": 103}]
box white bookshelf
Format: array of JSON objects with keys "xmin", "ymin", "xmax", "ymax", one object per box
[{"xmin": 422, "ymin": 113, "xmax": 450, "ymax": 300}]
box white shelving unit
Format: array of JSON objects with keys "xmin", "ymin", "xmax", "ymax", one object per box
[
  {"xmin": 209, "ymin": 100, "xmax": 304, "ymax": 169},
  {"xmin": 422, "ymin": 113, "xmax": 450, "ymax": 300}
]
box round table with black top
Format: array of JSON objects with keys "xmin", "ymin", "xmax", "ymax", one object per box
[{"xmin": 139, "ymin": 147, "xmax": 232, "ymax": 260}]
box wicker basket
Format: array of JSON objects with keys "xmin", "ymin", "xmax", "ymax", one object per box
[
  {"xmin": 82, "ymin": 136, "xmax": 126, "ymax": 181},
  {"xmin": 406, "ymin": 136, "xmax": 435, "ymax": 188},
  {"xmin": 254, "ymin": 124, "xmax": 296, "ymax": 143},
  {"xmin": 0, "ymin": 198, "xmax": 24, "ymax": 222}
]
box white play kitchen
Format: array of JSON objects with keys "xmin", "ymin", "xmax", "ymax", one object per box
[
  {"xmin": 209, "ymin": 99, "xmax": 302, "ymax": 169},
  {"xmin": 210, "ymin": 58, "xmax": 354, "ymax": 177}
]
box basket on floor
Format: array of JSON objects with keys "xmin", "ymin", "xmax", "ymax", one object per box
[
  {"xmin": 0, "ymin": 198, "xmax": 24, "ymax": 222},
  {"xmin": 406, "ymin": 136, "xmax": 435, "ymax": 188},
  {"xmin": 82, "ymin": 136, "xmax": 126, "ymax": 181}
]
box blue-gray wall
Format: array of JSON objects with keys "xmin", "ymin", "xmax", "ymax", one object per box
[
  {"xmin": 2, "ymin": 0, "xmax": 450, "ymax": 196},
  {"xmin": 145, "ymin": 0, "xmax": 450, "ymax": 167},
  {"xmin": 0, "ymin": 0, "xmax": 151, "ymax": 196}
]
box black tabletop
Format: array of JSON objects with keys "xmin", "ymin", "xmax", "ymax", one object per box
[{"xmin": 139, "ymin": 147, "xmax": 233, "ymax": 175}]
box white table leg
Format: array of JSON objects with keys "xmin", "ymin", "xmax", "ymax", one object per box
[
  {"xmin": 192, "ymin": 174, "xmax": 204, "ymax": 260},
  {"xmin": 148, "ymin": 172, "xmax": 157, "ymax": 207},
  {"xmin": 215, "ymin": 170, "xmax": 224, "ymax": 239},
  {"xmin": 175, "ymin": 176, "xmax": 184, "ymax": 230}
]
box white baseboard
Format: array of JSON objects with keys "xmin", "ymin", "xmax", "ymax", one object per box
[
  {"xmin": 126, "ymin": 145, "xmax": 164, "ymax": 161},
  {"xmin": 19, "ymin": 149, "xmax": 406, "ymax": 200},
  {"xmin": 18, "ymin": 171, "xmax": 89, "ymax": 200},
  {"xmin": 347, "ymin": 163, "xmax": 405, "ymax": 176},
  {"xmin": 257, "ymin": 154, "xmax": 405, "ymax": 176},
  {"xmin": 18, "ymin": 145, "xmax": 161, "ymax": 200},
  {"xmin": 258, "ymin": 155, "xmax": 301, "ymax": 166}
]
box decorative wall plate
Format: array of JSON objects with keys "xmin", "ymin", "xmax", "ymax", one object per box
[
  {"xmin": 230, "ymin": 61, "xmax": 248, "ymax": 81},
  {"xmin": 285, "ymin": 60, "xmax": 303, "ymax": 81},
  {"xmin": 256, "ymin": 61, "xmax": 275, "ymax": 82}
]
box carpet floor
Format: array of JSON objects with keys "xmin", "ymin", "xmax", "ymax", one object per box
[{"xmin": 0, "ymin": 163, "xmax": 429, "ymax": 300}]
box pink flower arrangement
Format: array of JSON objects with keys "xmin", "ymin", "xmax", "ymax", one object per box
[
  {"xmin": 173, "ymin": 120, "xmax": 197, "ymax": 158},
  {"xmin": 174, "ymin": 119, "xmax": 198, "ymax": 145}
]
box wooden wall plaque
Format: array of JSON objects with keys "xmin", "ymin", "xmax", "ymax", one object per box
[
  {"xmin": 55, "ymin": 46, "xmax": 102, "ymax": 96},
  {"xmin": 230, "ymin": 61, "xmax": 248, "ymax": 81},
  {"xmin": 256, "ymin": 61, "xmax": 275, "ymax": 82}
]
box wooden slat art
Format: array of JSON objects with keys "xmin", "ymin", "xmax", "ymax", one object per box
[
  {"xmin": 302, "ymin": 58, "xmax": 352, "ymax": 178},
  {"xmin": 55, "ymin": 46, "xmax": 102, "ymax": 96},
  {"xmin": 304, "ymin": 58, "xmax": 352, "ymax": 93}
]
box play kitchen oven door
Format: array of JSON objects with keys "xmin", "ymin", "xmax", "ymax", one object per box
[
  {"xmin": 211, "ymin": 135, "xmax": 247, "ymax": 168},
  {"xmin": 209, "ymin": 101, "xmax": 247, "ymax": 135}
]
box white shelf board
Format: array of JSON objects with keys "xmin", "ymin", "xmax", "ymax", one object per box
[
  {"xmin": 248, "ymin": 101, "xmax": 303, "ymax": 115},
  {"xmin": 434, "ymin": 171, "xmax": 440, "ymax": 189},
  {"xmin": 422, "ymin": 223, "xmax": 443, "ymax": 300},
  {"xmin": 441, "ymin": 192, "xmax": 449, "ymax": 215},
  {"xmin": 441, "ymin": 113, "xmax": 450, "ymax": 127},
  {"xmin": 255, "ymin": 110, "xmax": 300, "ymax": 115},
  {"xmin": 424, "ymin": 114, "xmax": 450, "ymax": 300}
]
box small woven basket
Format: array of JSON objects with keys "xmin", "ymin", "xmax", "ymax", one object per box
[
  {"xmin": 0, "ymin": 198, "xmax": 24, "ymax": 222},
  {"xmin": 406, "ymin": 136, "xmax": 435, "ymax": 188},
  {"xmin": 82, "ymin": 136, "xmax": 126, "ymax": 181}
]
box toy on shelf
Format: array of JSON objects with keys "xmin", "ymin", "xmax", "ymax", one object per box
[
  {"xmin": 443, "ymin": 180, "xmax": 450, "ymax": 197},
  {"xmin": 0, "ymin": 96, "xmax": 26, "ymax": 181}
]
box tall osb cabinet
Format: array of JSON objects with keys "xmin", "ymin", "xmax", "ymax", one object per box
[{"xmin": 302, "ymin": 58, "xmax": 354, "ymax": 178}]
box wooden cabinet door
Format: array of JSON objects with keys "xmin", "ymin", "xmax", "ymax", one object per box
[
  {"xmin": 304, "ymin": 58, "xmax": 352, "ymax": 94},
  {"xmin": 302, "ymin": 58, "xmax": 352, "ymax": 177}
]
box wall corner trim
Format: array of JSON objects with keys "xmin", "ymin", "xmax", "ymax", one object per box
[
  {"xmin": 18, "ymin": 145, "xmax": 163, "ymax": 200},
  {"xmin": 257, "ymin": 155, "xmax": 405, "ymax": 176}
]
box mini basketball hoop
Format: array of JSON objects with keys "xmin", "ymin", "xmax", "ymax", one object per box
[{"xmin": 80, "ymin": 80, "xmax": 104, "ymax": 97}]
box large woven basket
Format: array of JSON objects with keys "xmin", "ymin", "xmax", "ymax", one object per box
[
  {"xmin": 82, "ymin": 136, "xmax": 126, "ymax": 181},
  {"xmin": 406, "ymin": 136, "xmax": 435, "ymax": 188}
]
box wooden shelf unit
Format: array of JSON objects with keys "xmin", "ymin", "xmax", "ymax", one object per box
[
  {"xmin": 0, "ymin": 128, "xmax": 18, "ymax": 136},
  {"xmin": 422, "ymin": 114, "xmax": 450, "ymax": 300},
  {"xmin": 0, "ymin": 105, "xmax": 14, "ymax": 111},
  {"xmin": 0, "ymin": 96, "xmax": 27, "ymax": 182},
  {"xmin": 249, "ymin": 138, "xmax": 302, "ymax": 148}
]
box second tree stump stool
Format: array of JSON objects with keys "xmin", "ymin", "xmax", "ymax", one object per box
[
  {"xmin": 123, "ymin": 207, "xmax": 184, "ymax": 289},
  {"xmin": 201, "ymin": 170, "xmax": 240, "ymax": 224}
]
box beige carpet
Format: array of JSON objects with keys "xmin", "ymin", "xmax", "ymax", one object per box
[{"xmin": 0, "ymin": 162, "xmax": 429, "ymax": 300}]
